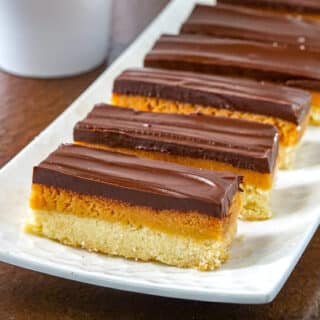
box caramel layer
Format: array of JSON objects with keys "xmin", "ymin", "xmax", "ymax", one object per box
[
  {"xmin": 312, "ymin": 92, "xmax": 320, "ymax": 109},
  {"xmin": 30, "ymin": 184, "xmax": 241, "ymax": 241}
]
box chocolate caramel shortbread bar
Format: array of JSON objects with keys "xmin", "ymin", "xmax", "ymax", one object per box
[
  {"xmin": 25, "ymin": 144, "xmax": 242, "ymax": 270},
  {"xmin": 181, "ymin": 4, "xmax": 320, "ymax": 52},
  {"xmin": 143, "ymin": 35, "xmax": 318, "ymax": 125}
]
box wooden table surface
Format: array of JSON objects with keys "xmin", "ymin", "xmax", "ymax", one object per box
[{"xmin": 0, "ymin": 12, "xmax": 319, "ymax": 320}]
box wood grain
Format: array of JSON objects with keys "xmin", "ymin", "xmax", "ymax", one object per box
[
  {"xmin": 0, "ymin": 66, "xmax": 105, "ymax": 166},
  {"xmin": 0, "ymin": 66, "xmax": 318, "ymax": 320}
]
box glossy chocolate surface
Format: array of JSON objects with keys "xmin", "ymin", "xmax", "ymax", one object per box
[
  {"xmin": 74, "ymin": 104, "xmax": 279, "ymax": 173},
  {"xmin": 217, "ymin": 0, "xmax": 320, "ymax": 13},
  {"xmin": 33, "ymin": 144, "xmax": 242, "ymax": 218},
  {"xmin": 181, "ymin": 4, "xmax": 320, "ymax": 51},
  {"xmin": 113, "ymin": 68, "xmax": 311, "ymax": 124},
  {"xmin": 144, "ymin": 34, "xmax": 320, "ymax": 91}
]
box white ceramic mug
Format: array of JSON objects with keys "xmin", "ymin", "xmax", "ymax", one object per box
[{"xmin": 0, "ymin": 0, "xmax": 112, "ymax": 78}]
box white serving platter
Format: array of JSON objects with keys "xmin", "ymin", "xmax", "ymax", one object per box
[{"xmin": 0, "ymin": 0, "xmax": 319, "ymax": 304}]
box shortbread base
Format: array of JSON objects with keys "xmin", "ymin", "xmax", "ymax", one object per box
[
  {"xmin": 26, "ymin": 185, "xmax": 241, "ymax": 270},
  {"xmin": 278, "ymin": 144, "xmax": 298, "ymax": 170},
  {"xmin": 25, "ymin": 211, "xmax": 237, "ymax": 271},
  {"xmin": 310, "ymin": 106, "xmax": 320, "ymax": 125},
  {"xmin": 241, "ymin": 185, "xmax": 272, "ymax": 220}
]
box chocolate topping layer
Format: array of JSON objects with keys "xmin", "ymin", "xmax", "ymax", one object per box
[
  {"xmin": 181, "ymin": 4, "xmax": 320, "ymax": 51},
  {"xmin": 144, "ymin": 34, "xmax": 320, "ymax": 91},
  {"xmin": 33, "ymin": 144, "xmax": 242, "ymax": 218},
  {"xmin": 74, "ymin": 104, "xmax": 279, "ymax": 173},
  {"xmin": 113, "ymin": 68, "xmax": 310, "ymax": 125},
  {"xmin": 217, "ymin": 0, "xmax": 320, "ymax": 13}
]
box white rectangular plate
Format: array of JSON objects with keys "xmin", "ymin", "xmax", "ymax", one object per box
[{"xmin": 0, "ymin": 0, "xmax": 319, "ymax": 304}]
